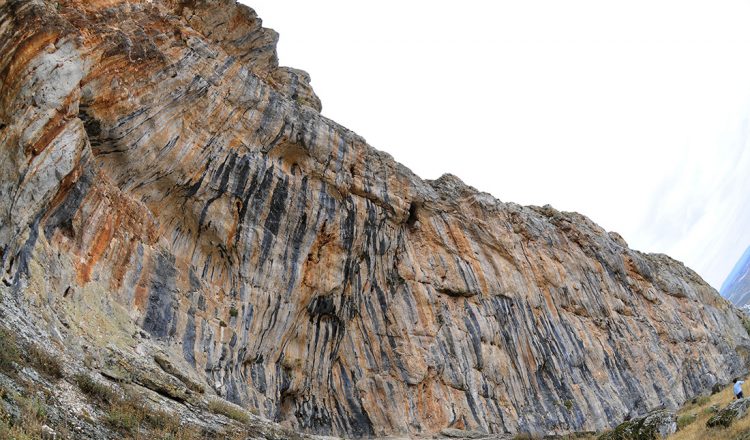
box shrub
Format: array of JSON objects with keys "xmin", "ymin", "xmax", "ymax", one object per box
[
  {"xmin": 0, "ymin": 393, "xmax": 46, "ymax": 439},
  {"xmin": 229, "ymin": 307, "xmax": 238, "ymax": 318},
  {"xmin": 694, "ymin": 395, "xmax": 710, "ymax": 406},
  {"xmin": 703, "ymin": 404, "xmax": 720, "ymax": 415},
  {"xmin": 26, "ymin": 345, "xmax": 64, "ymax": 379},
  {"xmin": 0, "ymin": 328, "xmax": 21, "ymax": 373},
  {"xmin": 74, "ymin": 373, "xmax": 115, "ymax": 403},
  {"xmin": 105, "ymin": 400, "xmax": 142, "ymax": 434},
  {"xmin": 105, "ymin": 390, "xmax": 178, "ymax": 435},
  {"xmin": 706, "ymin": 409, "xmax": 736, "ymax": 428},
  {"xmin": 143, "ymin": 407, "xmax": 176, "ymax": 431},
  {"xmin": 677, "ymin": 413, "xmax": 697, "ymax": 430},
  {"xmin": 207, "ymin": 399, "xmax": 251, "ymax": 424}
]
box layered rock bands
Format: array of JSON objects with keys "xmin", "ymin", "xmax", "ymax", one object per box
[{"xmin": 1, "ymin": 0, "xmax": 749, "ymax": 437}]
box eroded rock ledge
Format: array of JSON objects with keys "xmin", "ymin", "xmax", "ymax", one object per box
[{"xmin": 1, "ymin": 0, "xmax": 749, "ymax": 438}]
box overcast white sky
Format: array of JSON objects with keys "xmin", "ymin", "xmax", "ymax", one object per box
[{"xmin": 244, "ymin": 0, "xmax": 750, "ymax": 290}]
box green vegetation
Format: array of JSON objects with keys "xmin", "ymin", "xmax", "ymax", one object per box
[
  {"xmin": 208, "ymin": 399, "xmax": 251, "ymax": 424},
  {"xmin": 706, "ymin": 408, "xmax": 737, "ymax": 429},
  {"xmin": 703, "ymin": 405, "xmax": 720, "ymax": 416},
  {"xmin": 105, "ymin": 398, "xmax": 165, "ymax": 435},
  {"xmin": 677, "ymin": 414, "xmax": 697, "ymax": 430},
  {"xmin": 666, "ymin": 382, "xmax": 750, "ymax": 440},
  {"xmin": 564, "ymin": 399, "xmax": 574, "ymax": 411},
  {"xmin": 229, "ymin": 306, "xmax": 239, "ymax": 318}
]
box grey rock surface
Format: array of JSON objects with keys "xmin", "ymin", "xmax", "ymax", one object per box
[
  {"xmin": 706, "ymin": 397, "xmax": 750, "ymax": 428},
  {"xmin": 598, "ymin": 410, "xmax": 676, "ymax": 439}
]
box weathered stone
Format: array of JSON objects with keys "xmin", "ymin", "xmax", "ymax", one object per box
[
  {"xmin": 706, "ymin": 398, "xmax": 750, "ymax": 428},
  {"xmin": 41, "ymin": 424, "xmax": 57, "ymax": 440},
  {"xmin": 154, "ymin": 352, "xmax": 206, "ymax": 394},
  {"xmin": 598, "ymin": 410, "xmax": 677, "ymax": 440},
  {"xmin": 1, "ymin": 1, "xmax": 750, "ymax": 439},
  {"xmin": 268, "ymin": 66, "xmax": 323, "ymax": 111}
]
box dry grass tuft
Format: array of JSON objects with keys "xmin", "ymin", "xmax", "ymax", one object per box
[
  {"xmin": 74, "ymin": 373, "xmax": 116, "ymax": 403},
  {"xmin": 0, "ymin": 391, "xmax": 48, "ymax": 439},
  {"xmin": 0, "ymin": 327, "xmax": 21, "ymax": 374},
  {"xmin": 26, "ymin": 344, "xmax": 64, "ymax": 379}
]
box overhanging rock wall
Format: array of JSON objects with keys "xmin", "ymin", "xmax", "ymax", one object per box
[{"xmin": 1, "ymin": 1, "xmax": 749, "ymax": 437}]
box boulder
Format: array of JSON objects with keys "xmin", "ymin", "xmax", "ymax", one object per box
[
  {"xmin": 41, "ymin": 424, "xmax": 57, "ymax": 440},
  {"xmin": 706, "ymin": 398, "xmax": 750, "ymax": 428},
  {"xmin": 598, "ymin": 410, "xmax": 677, "ymax": 440}
]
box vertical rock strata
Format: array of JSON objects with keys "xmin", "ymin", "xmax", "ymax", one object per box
[{"xmin": 1, "ymin": 0, "xmax": 748, "ymax": 437}]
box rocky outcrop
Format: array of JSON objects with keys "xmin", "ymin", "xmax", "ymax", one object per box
[
  {"xmin": 598, "ymin": 410, "xmax": 677, "ymax": 440},
  {"xmin": 722, "ymin": 246, "xmax": 750, "ymax": 307},
  {"xmin": 1, "ymin": 0, "xmax": 750, "ymax": 438},
  {"xmin": 706, "ymin": 398, "xmax": 750, "ymax": 428}
]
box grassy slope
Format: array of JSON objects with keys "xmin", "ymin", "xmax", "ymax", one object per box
[{"xmin": 667, "ymin": 383, "xmax": 750, "ymax": 440}]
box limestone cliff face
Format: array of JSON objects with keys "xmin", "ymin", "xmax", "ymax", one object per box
[{"xmin": 1, "ymin": 1, "xmax": 749, "ymax": 438}]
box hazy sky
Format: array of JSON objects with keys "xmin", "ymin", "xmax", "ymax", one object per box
[{"xmin": 244, "ymin": 0, "xmax": 750, "ymax": 290}]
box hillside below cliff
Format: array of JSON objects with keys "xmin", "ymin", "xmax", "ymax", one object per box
[{"xmin": 1, "ymin": 1, "xmax": 750, "ymax": 439}]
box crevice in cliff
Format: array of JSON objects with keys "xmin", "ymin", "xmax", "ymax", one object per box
[
  {"xmin": 78, "ymin": 106, "xmax": 102, "ymax": 149},
  {"xmin": 406, "ymin": 201, "xmax": 421, "ymax": 229}
]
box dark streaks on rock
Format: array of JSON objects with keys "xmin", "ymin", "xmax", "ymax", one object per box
[{"xmin": 143, "ymin": 251, "xmax": 178, "ymax": 339}]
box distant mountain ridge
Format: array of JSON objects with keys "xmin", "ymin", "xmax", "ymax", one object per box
[{"xmin": 721, "ymin": 246, "xmax": 750, "ymax": 306}]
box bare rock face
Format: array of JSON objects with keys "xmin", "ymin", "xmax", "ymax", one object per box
[{"xmin": 1, "ymin": 1, "xmax": 749, "ymax": 438}]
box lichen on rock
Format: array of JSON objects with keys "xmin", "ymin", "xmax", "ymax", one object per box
[
  {"xmin": 706, "ymin": 398, "xmax": 750, "ymax": 428},
  {"xmin": 598, "ymin": 410, "xmax": 677, "ymax": 440}
]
